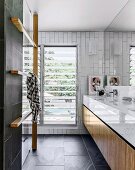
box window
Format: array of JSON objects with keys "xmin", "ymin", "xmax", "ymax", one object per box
[{"xmin": 43, "ymin": 46, "xmax": 77, "ymax": 124}]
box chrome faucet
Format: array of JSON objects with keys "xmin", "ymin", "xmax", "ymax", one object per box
[
  {"xmin": 113, "ymin": 89, "xmax": 118, "ymax": 96},
  {"xmin": 109, "ymin": 89, "xmax": 118, "ymax": 98}
]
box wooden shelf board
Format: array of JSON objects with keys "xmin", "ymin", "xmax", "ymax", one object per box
[{"xmin": 11, "ymin": 17, "xmax": 37, "ymax": 48}]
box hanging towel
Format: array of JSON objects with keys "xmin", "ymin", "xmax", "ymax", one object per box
[{"xmin": 26, "ymin": 72, "xmax": 41, "ymax": 123}]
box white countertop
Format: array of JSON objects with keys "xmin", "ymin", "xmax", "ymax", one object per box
[{"xmin": 83, "ymin": 95, "xmax": 135, "ymax": 149}]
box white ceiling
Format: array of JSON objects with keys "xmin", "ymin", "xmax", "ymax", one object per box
[
  {"xmin": 25, "ymin": 0, "xmax": 129, "ymax": 31},
  {"xmin": 106, "ymin": 0, "xmax": 135, "ymax": 31}
]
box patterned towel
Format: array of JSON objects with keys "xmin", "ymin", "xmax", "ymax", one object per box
[{"xmin": 26, "ymin": 72, "xmax": 41, "ymax": 123}]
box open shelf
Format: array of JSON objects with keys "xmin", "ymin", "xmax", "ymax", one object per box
[{"xmin": 11, "ymin": 17, "xmax": 37, "ymax": 48}]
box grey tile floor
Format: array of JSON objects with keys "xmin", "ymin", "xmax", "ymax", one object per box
[{"xmin": 22, "ymin": 135, "xmax": 111, "ymax": 170}]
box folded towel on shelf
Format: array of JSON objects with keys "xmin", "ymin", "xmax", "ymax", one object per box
[{"xmin": 26, "ymin": 72, "xmax": 41, "ymax": 123}]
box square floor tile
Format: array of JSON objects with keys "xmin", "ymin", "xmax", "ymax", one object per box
[
  {"xmin": 64, "ymin": 135, "xmax": 82, "ymax": 142},
  {"xmin": 65, "ymin": 156, "xmax": 93, "ymax": 170},
  {"xmin": 64, "ymin": 141, "xmax": 88, "ymax": 156},
  {"xmin": 35, "ymin": 147, "xmax": 64, "ymax": 166},
  {"xmin": 22, "ymin": 155, "xmax": 37, "ymax": 170},
  {"xmin": 40, "ymin": 135, "xmax": 64, "ymax": 147}
]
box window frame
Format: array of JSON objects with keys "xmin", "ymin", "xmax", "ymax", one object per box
[{"xmin": 40, "ymin": 45, "xmax": 78, "ymax": 125}]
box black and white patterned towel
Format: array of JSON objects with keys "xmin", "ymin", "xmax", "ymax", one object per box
[{"xmin": 26, "ymin": 72, "xmax": 41, "ymax": 123}]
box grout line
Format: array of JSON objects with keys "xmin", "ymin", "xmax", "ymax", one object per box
[
  {"xmin": 22, "ymin": 149, "xmax": 31, "ymax": 166},
  {"xmin": 81, "ymin": 135, "xmax": 97, "ymax": 170}
]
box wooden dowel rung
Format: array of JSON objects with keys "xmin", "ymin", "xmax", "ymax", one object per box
[
  {"xmin": 10, "ymin": 111, "xmax": 31, "ymax": 128},
  {"xmin": 10, "ymin": 70, "xmax": 28, "ymax": 76},
  {"xmin": 10, "ymin": 70, "xmax": 23, "ymax": 75},
  {"xmin": 11, "ymin": 17, "xmax": 37, "ymax": 48}
]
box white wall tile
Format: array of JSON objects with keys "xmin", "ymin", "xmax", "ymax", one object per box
[
  {"xmin": 90, "ymin": 32, "xmax": 95, "ymax": 38},
  {"xmin": 72, "ymin": 32, "xmax": 77, "ymax": 42}
]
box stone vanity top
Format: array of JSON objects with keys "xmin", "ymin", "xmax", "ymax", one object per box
[{"xmin": 83, "ymin": 95, "xmax": 135, "ymax": 149}]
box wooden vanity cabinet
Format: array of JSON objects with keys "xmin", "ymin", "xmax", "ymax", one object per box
[{"xmin": 83, "ymin": 106, "xmax": 135, "ymax": 170}]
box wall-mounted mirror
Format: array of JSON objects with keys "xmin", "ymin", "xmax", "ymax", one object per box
[{"xmin": 104, "ymin": 0, "xmax": 135, "ymax": 86}]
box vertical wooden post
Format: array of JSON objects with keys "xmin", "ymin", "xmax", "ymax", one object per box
[
  {"xmin": 33, "ymin": 13, "xmax": 38, "ymax": 75},
  {"xmin": 32, "ymin": 13, "xmax": 38, "ymax": 150}
]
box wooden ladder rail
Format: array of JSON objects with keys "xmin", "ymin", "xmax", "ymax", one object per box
[{"xmin": 32, "ymin": 13, "xmax": 38, "ymax": 151}]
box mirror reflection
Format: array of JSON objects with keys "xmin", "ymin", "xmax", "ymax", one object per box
[{"xmin": 104, "ymin": 0, "xmax": 135, "ymax": 86}]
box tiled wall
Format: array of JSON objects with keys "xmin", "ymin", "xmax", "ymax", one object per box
[
  {"xmin": 104, "ymin": 32, "xmax": 135, "ymax": 85},
  {"xmin": 0, "ymin": 0, "xmax": 23, "ymax": 169},
  {"xmin": 23, "ymin": 31, "xmax": 104, "ymax": 134}
]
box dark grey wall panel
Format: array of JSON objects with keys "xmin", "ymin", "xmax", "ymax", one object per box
[
  {"xmin": 11, "ymin": 151, "xmax": 22, "ymax": 170},
  {"xmin": 0, "ymin": 136, "xmax": 3, "ymax": 169},
  {"xmin": 0, "ymin": 1, "xmax": 4, "ymax": 169},
  {"xmin": 0, "ymin": 0, "xmax": 23, "ymax": 169},
  {"xmin": 5, "ymin": 0, "xmax": 23, "ymax": 21},
  {"xmin": 0, "ymin": 40, "xmax": 4, "ymax": 108},
  {"xmin": 0, "ymin": 0, "xmax": 4, "ymax": 40},
  {"xmin": 4, "ymin": 136, "xmax": 12, "ymax": 170}
]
